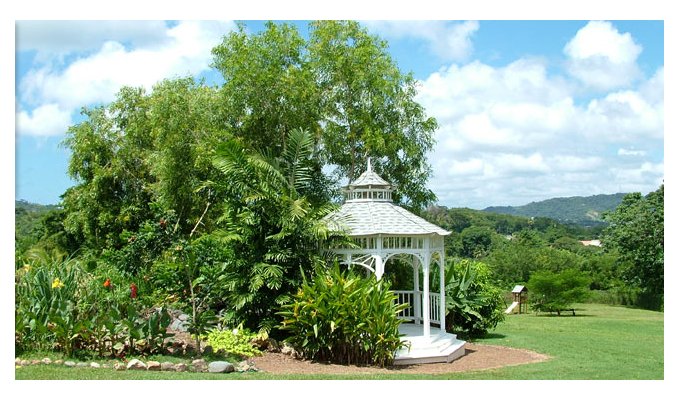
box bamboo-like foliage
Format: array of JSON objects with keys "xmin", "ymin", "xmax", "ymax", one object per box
[{"xmin": 279, "ymin": 263, "xmax": 407, "ymax": 367}]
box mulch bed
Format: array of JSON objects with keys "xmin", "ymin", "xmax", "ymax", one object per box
[{"xmin": 248, "ymin": 343, "xmax": 550, "ymax": 375}]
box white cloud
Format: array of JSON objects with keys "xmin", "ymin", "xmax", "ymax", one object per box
[
  {"xmin": 16, "ymin": 21, "xmax": 170, "ymax": 58},
  {"xmin": 419, "ymin": 48, "xmax": 663, "ymax": 208},
  {"xmin": 564, "ymin": 21, "xmax": 643, "ymax": 90},
  {"xmin": 494, "ymin": 153, "xmax": 550, "ymax": 175},
  {"xmin": 16, "ymin": 103, "xmax": 72, "ymax": 137},
  {"xmin": 618, "ymin": 148, "xmax": 647, "ymax": 157},
  {"xmin": 17, "ymin": 20, "xmax": 235, "ymax": 137},
  {"xmin": 582, "ymin": 89, "xmax": 663, "ymax": 141},
  {"xmin": 609, "ymin": 162, "xmax": 664, "ymax": 188},
  {"xmin": 548, "ymin": 155, "xmax": 603, "ymax": 172},
  {"xmin": 363, "ymin": 20, "xmax": 478, "ymax": 61},
  {"xmin": 447, "ymin": 158, "xmax": 486, "ymax": 177}
]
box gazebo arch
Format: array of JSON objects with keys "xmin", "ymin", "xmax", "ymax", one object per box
[{"xmin": 324, "ymin": 159, "xmax": 457, "ymax": 346}]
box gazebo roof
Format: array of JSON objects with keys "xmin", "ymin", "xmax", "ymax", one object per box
[
  {"xmin": 326, "ymin": 201, "xmax": 450, "ymax": 236},
  {"xmin": 326, "ymin": 159, "xmax": 450, "ymax": 237},
  {"xmin": 347, "ymin": 159, "xmax": 391, "ymax": 188}
]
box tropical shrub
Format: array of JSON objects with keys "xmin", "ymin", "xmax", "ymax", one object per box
[
  {"xmin": 279, "ymin": 264, "xmax": 407, "ymax": 367},
  {"xmin": 443, "ymin": 259, "xmax": 505, "ymax": 337},
  {"xmin": 211, "ymin": 129, "xmax": 345, "ymax": 335},
  {"xmin": 205, "ymin": 327, "xmax": 262, "ymax": 358},
  {"xmin": 15, "ymin": 258, "xmax": 86, "ymax": 355},
  {"xmin": 528, "ymin": 268, "xmax": 591, "ymax": 313},
  {"xmin": 15, "ymin": 258, "xmax": 172, "ymax": 357}
]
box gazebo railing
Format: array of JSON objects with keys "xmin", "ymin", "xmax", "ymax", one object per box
[{"xmin": 393, "ymin": 290, "xmax": 441, "ymax": 325}]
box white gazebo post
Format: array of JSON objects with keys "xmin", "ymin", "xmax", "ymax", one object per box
[
  {"xmin": 439, "ymin": 251, "xmax": 446, "ymax": 331},
  {"xmin": 421, "ymin": 248, "xmax": 431, "ymax": 338},
  {"xmin": 412, "ymin": 255, "xmax": 421, "ymax": 325}
]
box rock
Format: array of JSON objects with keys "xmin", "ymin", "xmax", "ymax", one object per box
[
  {"xmin": 170, "ymin": 319, "xmax": 189, "ymax": 332},
  {"xmin": 178, "ymin": 313, "xmax": 189, "ymax": 321},
  {"xmin": 267, "ymin": 338, "xmax": 281, "ymax": 352},
  {"xmin": 208, "ymin": 361, "xmax": 234, "ymax": 373},
  {"xmin": 20, "ymin": 360, "xmax": 31, "ymax": 366},
  {"xmin": 76, "ymin": 362, "xmax": 89, "ymax": 368},
  {"xmin": 113, "ymin": 362, "xmax": 126, "ymax": 371},
  {"xmin": 281, "ymin": 343, "xmax": 299, "ymax": 357},
  {"xmin": 250, "ymin": 336, "xmax": 269, "ymax": 350},
  {"xmin": 64, "ymin": 361, "xmax": 76, "ymax": 367},
  {"xmin": 161, "ymin": 362, "xmax": 175, "ymax": 371},
  {"xmin": 31, "ymin": 360, "xmax": 42, "ymax": 365},
  {"xmin": 54, "ymin": 360, "xmax": 64, "ymax": 365},
  {"xmin": 236, "ymin": 360, "xmax": 258, "ymax": 372},
  {"xmin": 15, "ymin": 358, "xmax": 21, "ymax": 365},
  {"xmin": 41, "ymin": 357, "xmax": 52, "ymax": 365},
  {"xmin": 89, "ymin": 362, "xmax": 101, "ymax": 368},
  {"xmin": 174, "ymin": 363, "xmax": 187, "ymax": 372},
  {"xmin": 146, "ymin": 361, "xmax": 161, "ymax": 371},
  {"xmin": 126, "ymin": 359, "xmax": 147, "ymax": 370},
  {"xmin": 191, "ymin": 359, "xmax": 207, "ymax": 372}
]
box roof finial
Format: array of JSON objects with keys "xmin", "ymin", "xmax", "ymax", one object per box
[{"xmin": 367, "ymin": 157, "xmax": 372, "ymax": 173}]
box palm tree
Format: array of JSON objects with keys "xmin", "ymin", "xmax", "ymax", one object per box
[{"xmin": 211, "ymin": 128, "xmax": 345, "ymax": 334}]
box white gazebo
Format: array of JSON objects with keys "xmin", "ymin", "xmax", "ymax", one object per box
[{"xmin": 325, "ymin": 160, "xmax": 466, "ymax": 364}]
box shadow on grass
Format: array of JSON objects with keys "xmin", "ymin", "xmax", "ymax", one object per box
[
  {"xmin": 478, "ymin": 333, "xmax": 506, "ymax": 340},
  {"xmin": 530, "ymin": 312, "xmax": 593, "ymax": 318}
]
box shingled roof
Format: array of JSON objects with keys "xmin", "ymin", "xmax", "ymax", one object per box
[{"xmin": 326, "ymin": 159, "xmax": 450, "ymax": 237}]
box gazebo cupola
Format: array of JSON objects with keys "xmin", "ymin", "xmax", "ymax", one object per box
[
  {"xmin": 325, "ymin": 159, "xmax": 452, "ymax": 339},
  {"xmin": 343, "ymin": 158, "xmax": 394, "ymax": 202}
]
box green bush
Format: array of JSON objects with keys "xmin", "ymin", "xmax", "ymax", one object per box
[
  {"xmin": 278, "ymin": 264, "xmax": 407, "ymax": 367},
  {"xmin": 443, "ymin": 259, "xmax": 505, "ymax": 337},
  {"xmin": 528, "ymin": 268, "xmax": 591, "ymax": 313},
  {"xmin": 205, "ymin": 327, "xmax": 262, "ymax": 358}
]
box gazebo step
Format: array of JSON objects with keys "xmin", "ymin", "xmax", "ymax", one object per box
[
  {"xmin": 394, "ymin": 338, "xmax": 466, "ymax": 365},
  {"xmin": 394, "ymin": 333, "xmax": 466, "ymax": 365},
  {"xmin": 405, "ymin": 333, "xmax": 459, "ymax": 351}
]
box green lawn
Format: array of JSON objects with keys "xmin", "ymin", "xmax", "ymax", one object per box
[
  {"xmin": 15, "ymin": 303, "xmax": 663, "ymax": 380},
  {"xmin": 455, "ymin": 303, "xmax": 664, "ymax": 379}
]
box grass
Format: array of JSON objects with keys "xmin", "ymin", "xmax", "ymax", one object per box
[
  {"xmin": 15, "ymin": 303, "xmax": 663, "ymax": 380},
  {"xmin": 454, "ymin": 303, "xmax": 664, "ymax": 379}
]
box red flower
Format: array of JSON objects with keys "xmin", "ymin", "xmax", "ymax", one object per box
[
  {"xmin": 130, "ymin": 283, "xmax": 138, "ymax": 299},
  {"xmin": 103, "ymin": 278, "xmax": 111, "ymax": 289}
]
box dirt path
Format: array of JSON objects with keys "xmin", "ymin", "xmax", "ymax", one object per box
[{"xmin": 249, "ymin": 343, "xmax": 550, "ymax": 375}]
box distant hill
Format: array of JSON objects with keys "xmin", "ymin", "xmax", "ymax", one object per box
[
  {"xmin": 483, "ymin": 193, "xmax": 627, "ymax": 227},
  {"xmin": 15, "ymin": 200, "xmax": 60, "ymax": 253}
]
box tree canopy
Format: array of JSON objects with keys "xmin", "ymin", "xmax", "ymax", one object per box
[
  {"xmin": 212, "ymin": 20, "xmax": 437, "ymax": 209},
  {"xmin": 603, "ymin": 185, "xmax": 664, "ymax": 309}
]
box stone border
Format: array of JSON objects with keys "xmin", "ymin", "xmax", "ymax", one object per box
[{"xmin": 15, "ymin": 357, "xmax": 259, "ymax": 374}]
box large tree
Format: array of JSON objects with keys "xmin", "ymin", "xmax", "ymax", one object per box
[
  {"xmin": 62, "ymin": 78, "xmax": 227, "ymax": 260},
  {"xmin": 212, "ymin": 20, "xmax": 438, "ymax": 210},
  {"xmin": 211, "ymin": 22, "xmax": 320, "ymax": 156},
  {"xmin": 62, "ymin": 86, "xmax": 155, "ymax": 251},
  {"xmin": 603, "ymin": 185, "xmax": 664, "ymax": 308}
]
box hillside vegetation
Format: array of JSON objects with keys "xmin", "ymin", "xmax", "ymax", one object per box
[
  {"xmin": 483, "ymin": 193, "xmax": 627, "ymax": 226},
  {"xmin": 15, "ymin": 200, "xmax": 60, "ymax": 255}
]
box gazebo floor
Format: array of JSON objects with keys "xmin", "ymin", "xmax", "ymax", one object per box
[{"xmin": 394, "ymin": 323, "xmax": 466, "ymax": 365}]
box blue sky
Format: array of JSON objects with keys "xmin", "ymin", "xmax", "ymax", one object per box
[{"xmin": 13, "ymin": 18, "xmax": 665, "ymax": 209}]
